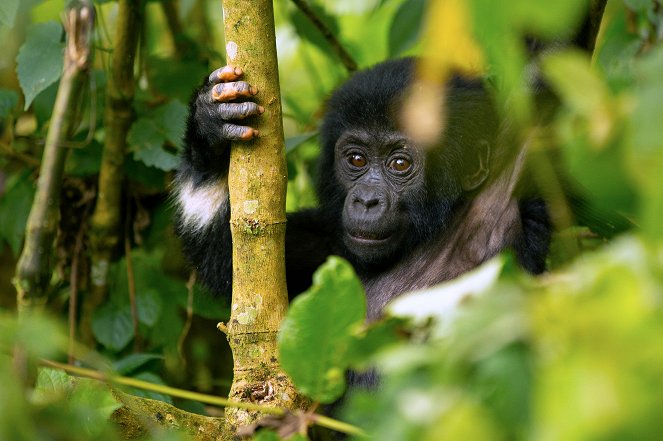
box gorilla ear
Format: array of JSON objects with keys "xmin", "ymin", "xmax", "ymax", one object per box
[{"xmin": 461, "ymin": 140, "xmax": 491, "ymax": 191}]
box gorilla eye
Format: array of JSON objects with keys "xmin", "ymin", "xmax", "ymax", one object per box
[
  {"xmin": 348, "ymin": 153, "xmax": 367, "ymax": 168},
  {"xmin": 388, "ymin": 157, "xmax": 411, "ymax": 173}
]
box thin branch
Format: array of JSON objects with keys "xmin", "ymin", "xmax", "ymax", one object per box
[
  {"xmin": 290, "ymin": 0, "xmax": 358, "ymax": 72},
  {"xmin": 0, "ymin": 141, "xmax": 40, "ymax": 168},
  {"xmin": 39, "ymin": 359, "xmax": 367, "ymax": 437},
  {"xmin": 124, "ymin": 234, "xmax": 140, "ymax": 351},
  {"xmin": 177, "ymin": 272, "xmax": 196, "ymax": 363},
  {"xmin": 68, "ymin": 218, "xmax": 87, "ymax": 364}
]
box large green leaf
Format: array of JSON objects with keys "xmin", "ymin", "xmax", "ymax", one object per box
[
  {"xmin": 32, "ymin": 368, "xmax": 73, "ymax": 404},
  {"xmin": 128, "ymin": 100, "xmax": 187, "ymax": 171},
  {"xmin": 91, "ymin": 303, "xmax": 134, "ymax": 352},
  {"xmin": 278, "ymin": 256, "xmax": 366, "ymax": 403},
  {"xmin": 16, "ymin": 21, "xmax": 64, "ymax": 110},
  {"xmin": 68, "ymin": 378, "xmax": 122, "ymax": 437}
]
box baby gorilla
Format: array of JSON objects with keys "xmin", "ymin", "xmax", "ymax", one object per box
[{"xmin": 173, "ymin": 58, "xmax": 551, "ymax": 320}]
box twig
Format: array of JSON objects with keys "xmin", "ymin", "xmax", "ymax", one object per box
[
  {"xmin": 290, "ymin": 0, "xmax": 358, "ymax": 72},
  {"xmin": 0, "ymin": 141, "xmax": 40, "ymax": 168},
  {"xmin": 68, "ymin": 216, "xmax": 87, "ymax": 364},
  {"xmin": 124, "ymin": 234, "xmax": 140, "ymax": 351},
  {"xmin": 177, "ymin": 272, "xmax": 196, "ymax": 362}
]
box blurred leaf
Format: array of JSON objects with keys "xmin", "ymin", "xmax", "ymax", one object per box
[
  {"xmin": 0, "ymin": 89, "xmax": 18, "ymax": 119},
  {"xmin": 510, "ymin": 0, "xmax": 585, "ymax": 38},
  {"xmin": 92, "ymin": 303, "xmax": 134, "ymax": 352},
  {"xmin": 0, "ymin": 0, "xmax": 18, "ymax": 27},
  {"xmin": 32, "ymin": 368, "xmax": 73, "ymax": 404},
  {"xmin": 128, "ymin": 100, "xmax": 187, "ymax": 171},
  {"xmin": 289, "ymin": 1, "xmax": 341, "ymax": 57},
  {"xmin": 0, "ymin": 170, "xmax": 35, "ymax": 256},
  {"xmin": 128, "ymin": 118, "xmax": 179, "ymax": 171},
  {"xmin": 346, "ymin": 317, "xmax": 408, "ymax": 368},
  {"xmin": 625, "ymin": 0, "xmax": 653, "ymax": 11},
  {"xmin": 112, "ymin": 353, "xmax": 164, "ymax": 375},
  {"xmin": 16, "ymin": 21, "xmax": 64, "ymax": 110},
  {"xmin": 543, "ymin": 51, "xmax": 611, "ymax": 118},
  {"xmin": 285, "ymin": 131, "xmax": 317, "ymax": 154},
  {"xmin": 278, "ymin": 256, "xmax": 365, "ymax": 403},
  {"xmin": 153, "ymin": 100, "xmax": 187, "ymax": 150},
  {"xmin": 137, "ymin": 289, "xmax": 162, "ymax": 327},
  {"xmin": 147, "ymin": 56, "xmax": 208, "ymax": 103},
  {"xmin": 388, "ymin": 0, "xmax": 425, "ymax": 56},
  {"xmin": 68, "ymin": 378, "xmax": 122, "ymax": 437}
]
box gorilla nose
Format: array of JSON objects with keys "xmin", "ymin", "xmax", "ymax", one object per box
[{"xmin": 351, "ymin": 186, "xmax": 387, "ymax": 217}]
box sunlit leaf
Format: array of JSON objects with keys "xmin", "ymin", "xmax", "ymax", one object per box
[{"xmin": 278, "ymin": 257, "xmax": 365, "ymax": 403}]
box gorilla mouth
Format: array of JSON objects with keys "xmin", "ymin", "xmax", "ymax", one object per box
[{"xmin": 348, "ymin": 230, "xmax": 392, "ymax": 244}]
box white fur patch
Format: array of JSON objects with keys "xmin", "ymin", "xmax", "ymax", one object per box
[{"xmin": 176, "ymin": 176, "xmax": 228, "ymax": 231}]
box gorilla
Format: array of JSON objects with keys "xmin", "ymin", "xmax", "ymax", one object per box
[{"xmin": 173, "ymin": 58, "xmax": 551, "ymax": 320}]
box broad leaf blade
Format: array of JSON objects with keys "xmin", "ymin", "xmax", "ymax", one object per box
[
  {"xmin": 16, "ymin": 21, "xmax": 64, "ymax": 110},
  {"xmin": 278, "ymin": 257, "xmax": 366, "ymax": 403}
]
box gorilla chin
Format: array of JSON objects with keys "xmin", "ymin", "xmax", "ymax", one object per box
[{"xmin": 343, "ymin": 228, "xmax": 406, "ymax": 267}]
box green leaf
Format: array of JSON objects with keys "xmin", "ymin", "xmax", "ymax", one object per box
[
  {"xmin": 0, "ymin": 170, "xmax": 35, "ymax": 256},
  {"xmin": 346, "ymin": 317, "xmax": 408, "ymax": 369},
  {"xmin": 128, "ymin": 101, "xmax": 186, "ymax": 171},
  {"xmin": 0, "ymin": 0, "xmax": 19, "ymax": 28},
  {"xmin": 0, "ymin": 89, "xmax": 18, "ymax": 119},
  {"xmin": 112, "ymin": 353, "xmax": 163, "ymax": 375},
  {"xmin": 92, "ymin": 303, "xmax": 134, "ymax": 351},
  {"xmin": 290, "ymin": 1, "xmax": 342, "ymax": 58},
  {"xmin": 285, "ymin": 131, "xmax": 317, "ymax": 154},
  {"xmin": 153, "ymin": 99, "xmax": 187, "ymax": 149},
  {"xmin": 137, "ymin": 289, "xmax": 162, "ymax": 326},
  {"xmin": 16, "ymin": 21, "xmax": 64, "ymax": 110},
  {"xmin": 388, "ymin": 0, "xmax": 425, "ymax": 56},
  {"xmin": 69, "ymin": 378, "xmax": 122, "ymax": 436},
  {"xmin": 32, "ymin": 368, "xmax": 73, "ymax": 404},
  {"xmin": 278, "ymin": 257, "xmax": 366, "ymax": 403}
]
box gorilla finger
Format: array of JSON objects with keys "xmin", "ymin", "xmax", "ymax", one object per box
[
  {"xmin": 221, "ymin": 124, "xmax": 260, "ymax": 141},
  {"xmin": 218, "ymin": 102, "xmax": 265, "ymax": 120},
  {"xmin": 208, "ymin": 66, "xmax": 243, "ymax": 84},
  {"xmin": 212, "ymin": 82, "xmax": 258, "ymax": 102}
]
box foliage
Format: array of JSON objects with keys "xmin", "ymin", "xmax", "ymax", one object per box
[{"xmin": 1, "ymin": 0, "xmax": 663, "ymax": 440}]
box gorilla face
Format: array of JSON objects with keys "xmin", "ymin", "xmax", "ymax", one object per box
[{"xmin": 334, "ymin": 129, "xmax": 432, "ymax": 266}]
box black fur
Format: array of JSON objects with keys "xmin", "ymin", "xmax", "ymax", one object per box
[{"xmin": 174, "ymin": 58, "xmax": 551, "ymax": 317}]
